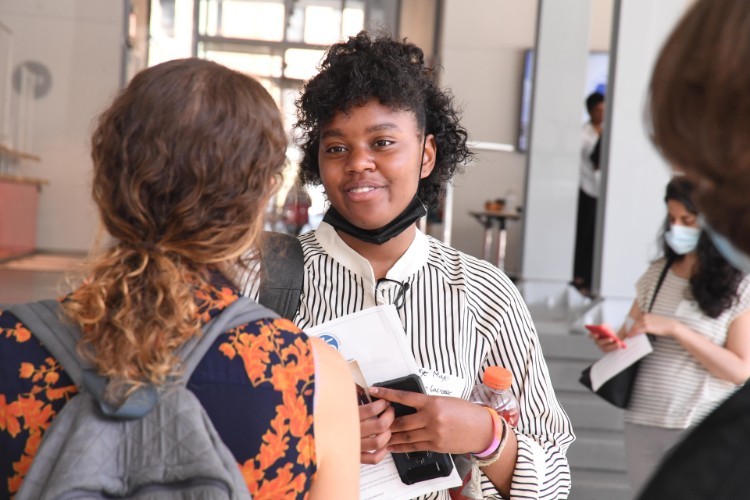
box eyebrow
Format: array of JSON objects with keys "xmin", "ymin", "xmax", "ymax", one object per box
[{"xmin": 320, "ymin": 122, "xmax": 401, "ymax": 139}]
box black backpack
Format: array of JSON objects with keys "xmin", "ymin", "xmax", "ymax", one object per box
[{"xmin": 257, "ymin": 231, "xmax": 304, "ymax": 320}]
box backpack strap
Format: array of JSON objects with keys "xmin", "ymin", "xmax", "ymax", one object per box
[
  {"xmin": 5, "ymin": 300, "xmax": 90, "ymax": 388},
  {"xmin": 647, "ymin": 258, "xmax": 673, "ymax": 313},
  {"xmin": 6, "ymin": 296, "xmax": 277, "ymax": 419},
  {"xmin": 257, "ymin": 231, "xmax": 304, "ymax": 320}
]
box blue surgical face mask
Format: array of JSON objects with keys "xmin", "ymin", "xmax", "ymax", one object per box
[
  {"xmin": 665, "ymin": 224, "xmax": 701, "ymax": 255},
  {"xmin": 700, "ymin": 216, "xmax": 750, "ymax": 272}
]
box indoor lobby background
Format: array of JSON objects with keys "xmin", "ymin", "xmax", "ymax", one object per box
[{"xmin": 0, "ymin": 1, "xmax": 694, "ymax": 498}]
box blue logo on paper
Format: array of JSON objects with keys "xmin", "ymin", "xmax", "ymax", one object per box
[{"xmin": 319, "ymin": 333, "xmax": 339, "ymax": 350}]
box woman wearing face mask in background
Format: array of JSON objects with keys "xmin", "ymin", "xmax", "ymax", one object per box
[{"xmin": 591, "ymin": 177, "xmax": 750, "ymax": 497}]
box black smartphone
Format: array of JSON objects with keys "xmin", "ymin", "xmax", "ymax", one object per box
[
  {"xmin": 372, "ymin": 374, "xmax": 455, "ymax": 485},
  {"xmin": 372, "ymin": 374, "xmax": 423, "ymax": 417}
]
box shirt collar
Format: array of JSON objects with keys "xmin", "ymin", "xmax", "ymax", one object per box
[{"xmin": 315, "ymin": 221, "xmax": 430, "ymax": 286}]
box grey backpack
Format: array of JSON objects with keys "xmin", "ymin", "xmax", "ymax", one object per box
[{"xmin": 8, "ymin": 297, "xmax": 276, "ymax": 500}]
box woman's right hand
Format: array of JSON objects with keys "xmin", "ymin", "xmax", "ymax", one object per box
[
  {"xmin": 359, "ymin": 399, "xmax": 396, "ymax": 464},
  {"xmin": 590, "ymin": 301, "xmax": 642, "ymax": 354},
  {"xmin": 586, "ymin": 323, "xmax": 627, "ymax": 352},
  {"xmin": 591, "ymin": 333, "xmax": 623, "ymax": 353}
]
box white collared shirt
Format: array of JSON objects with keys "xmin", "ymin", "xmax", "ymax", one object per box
[
  {"xmin": 580, "ymin": 122, "xmax": 601, "ymax": 198},
  {"xmin": 290, "ymin": 222, "xmax": 574, "ymax": 500}
]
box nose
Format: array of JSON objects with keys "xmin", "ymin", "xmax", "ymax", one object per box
[{"xmin": 345, "ymin": 146, "xmax": 375, "ymax": 173}]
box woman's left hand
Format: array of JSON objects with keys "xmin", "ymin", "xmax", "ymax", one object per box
[
  {"xmin": 627, "ymin": 313, "xmax": 680, "ymax": 338},
  {"xmin": 368, "ymin": 386, "xmax": 492, "ymax": 455}
]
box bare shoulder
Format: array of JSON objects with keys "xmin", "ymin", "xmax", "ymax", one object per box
[
  {"xmin": 309, "ymin": 337, "xmax": 349, "ymax": 373},
  {"xmin": 306, "ymin": 337, "xmax": 359, "ymax": 500}
]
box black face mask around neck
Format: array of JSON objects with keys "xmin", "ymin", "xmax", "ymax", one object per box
[{"xmin": 323, "ymin": 196, "xmax": 428, "ymax": 245}]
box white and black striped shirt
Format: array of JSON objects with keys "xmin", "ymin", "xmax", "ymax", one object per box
[
  {"xmin": 269, "ymin": 223, "xmax": 573, "ymax": 499},
  {"xmin": 627, "ymin": 258, "xmax": 750, "ymax": 429}
]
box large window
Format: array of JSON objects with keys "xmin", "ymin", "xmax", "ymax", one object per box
[{"xmin": 149, "ymin": 0, "xmax": 397, "ymax": 129}]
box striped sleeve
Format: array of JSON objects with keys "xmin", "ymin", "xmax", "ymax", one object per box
[
  {"xmin": 267, "ymin": 231, "xmax": 573, "ymax": 500},
  {"xmin": 466, "ymin": 262, "xmax": 574, "ymax": 499}
]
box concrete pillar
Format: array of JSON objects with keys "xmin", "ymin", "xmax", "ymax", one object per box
[
  {"xmin": 595, "ymin": 0, "xmax": 690, "ymax": 316},
  {"xmin": 521, "ymin": 0, "xmax": 592, "ymax": 283}
]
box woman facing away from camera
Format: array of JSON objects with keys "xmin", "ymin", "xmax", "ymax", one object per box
[
  {"xmin": 242, "ymin": 31, "xmax": 575, "ymax": 499},
  {"xmin": 591, "ymin": 177, "xmax": 750, "ymax": 496},
  {"xmin": 0, "ymin": 58, "xmax": 359, "ymax": 499}
]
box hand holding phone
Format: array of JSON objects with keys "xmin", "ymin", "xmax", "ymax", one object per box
[
  {"xmin": 585, "ymin": 324, "xmax": 627, "ymax": 349},
  {"xmin": 372, "ymin": 374, "xmax": 424, "ymax": 418},
  {"xmin": 372, "ymin": 375, "xmax": 454, "ymax": 485}
]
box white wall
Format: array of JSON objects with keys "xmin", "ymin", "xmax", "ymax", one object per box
[
  {"xmin": 399, "ymin": 0, "xmax": 437, "ymax": 60},
  {"xmin": 596, "ymin": 0, "xmax": 691, "ymax": 300},
  {"xmin": 439, "ymin": 0, "xmax": 614, "ymax": 277},
  {"xmin": 0, "ymin": 0, "xmax": 123, "ymax": 252},
  {"xmin": 590, "ymin": 0, "xmax": 615, "ymax": 51},
  {"xmin": 439, "ymin": 0, "xmax": 538, "ymax": 276}
]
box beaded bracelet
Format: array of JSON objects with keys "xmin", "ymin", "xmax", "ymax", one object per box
[{"xmin": 473, "ymin": 407, "xmax": 503, "ymax": 458}]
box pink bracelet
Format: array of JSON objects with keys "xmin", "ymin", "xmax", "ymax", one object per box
[{"xmin": 473, "ymin": 407, "xmax": 502, "ymax": 458}]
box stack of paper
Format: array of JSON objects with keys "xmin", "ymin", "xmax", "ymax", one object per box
[{"xmin": 306, "ymin": 305, "xmax": 462, "ymax": 499}]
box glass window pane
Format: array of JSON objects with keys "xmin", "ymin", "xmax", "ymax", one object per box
[
  {"xmin": 280, "ymin": 85, "xmax": 300, "ymax": 132},
  {"xmin": 286, "ymin": 4, "xmax": 305, "ymax": 43},
  {"xmin": 202, "ymin": 48, "xmax": 283, "ymax": 78},
  {"xmin": 149, "ymin": 0, "xmax": 194, "ymax": 66},
  {"xmin": 342, "ymin": 3, "xmax": 364, "ymax": 37},
  {"xmin": 303, "ymin": 6, "xmax": 341, "ymax": 45},
  {"xmin": 256, "ymin": 77, "xmax": 282, "ymax": 107},
  {"xmin": 200, "ymin": 0, "xmax": 219, "ymax": 36},
  {"xmin": 200, "ymin": 0, "xmax": 285, "ymax": 41},
  {"xmin": 284, "ymin": 48, "xmax": 324, "ymax": 80}
]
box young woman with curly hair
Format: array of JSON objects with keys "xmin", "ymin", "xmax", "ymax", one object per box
[
  {"xmin": 0, "ymin": 58, "xmax": 359, "ymax": 499},
  {"xmin": 591, "ymin": 177, "xmax": 750, "ymax": 496},
  {"xmin": 270, "ymin": 31, "xmax": 575, "ymax": 499}
]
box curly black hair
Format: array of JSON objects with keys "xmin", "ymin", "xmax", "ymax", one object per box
[
  {"xmin": 295, "ymin": 30, "xmax": 474, "ymax": 209},
  {"xmin": 662, "ymin": 177, "xmax": 743, "ymax": 318}
]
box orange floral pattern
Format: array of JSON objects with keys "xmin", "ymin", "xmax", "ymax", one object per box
[
  {"xmin": 200, "ymin": 283, "xmax": 316, "ymax": 499},
  {"xmin": 0, "ymin": 312, "xmax": 77, "ymax": 497},
  {"xmin": 0, "ymin": 278, "xmax": 317, "ymax": 500}
]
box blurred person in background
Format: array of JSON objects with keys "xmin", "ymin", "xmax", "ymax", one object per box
[{"xmin": 591, "ymin": 177, "xmax": 750, "ymax": 496}]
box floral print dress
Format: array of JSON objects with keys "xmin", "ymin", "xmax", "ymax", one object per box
[{"xmin": 0, "ymin": 279, "xmax": 317, "ymax": 500}]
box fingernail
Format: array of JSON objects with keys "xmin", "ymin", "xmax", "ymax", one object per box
[{"xmin": 369, "ymin": 387, "xmax": 379, "ymax": 395}]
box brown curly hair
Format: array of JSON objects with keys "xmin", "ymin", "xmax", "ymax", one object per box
[{"xmin": 63, "ymin": 58, "xmax": 287, "ymax": 391}]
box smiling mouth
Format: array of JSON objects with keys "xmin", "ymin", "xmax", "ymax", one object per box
[{"xmin": 347, "ymin": 186, "xmax": 380, "ymax": 194}]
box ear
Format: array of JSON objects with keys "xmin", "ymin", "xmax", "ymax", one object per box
[{"xmin": 420, "ymin": 134, "xmax": 437, "ymax": 179}]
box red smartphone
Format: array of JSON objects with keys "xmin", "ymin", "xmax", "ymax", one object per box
[{"xmin": 585, "ymin": 324, "xmax": 627, "ymax": 348}]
